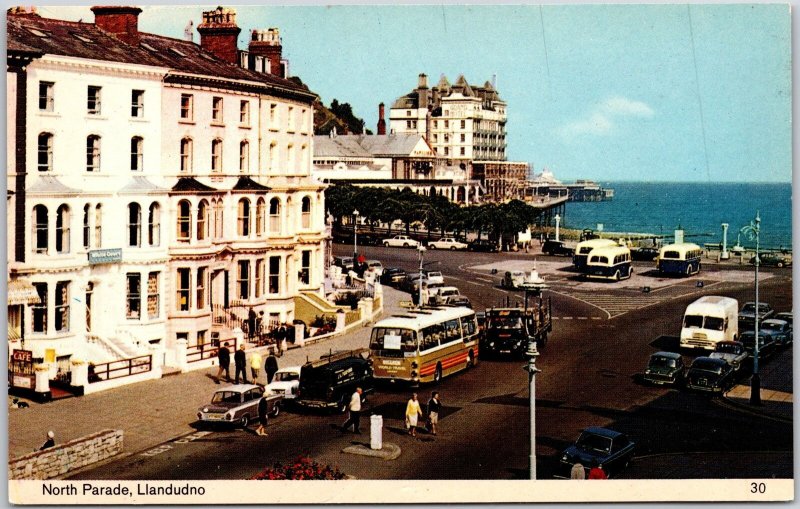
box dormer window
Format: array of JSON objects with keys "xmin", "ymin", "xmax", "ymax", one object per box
[
  {"xmin": 71, "ymin": 32, "xmax": 94, "ymax": 44},
  {"xmin": 169, "ymin": 47, "xmax": 186, "ymax": 57}
]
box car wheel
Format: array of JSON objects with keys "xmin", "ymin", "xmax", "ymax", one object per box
[
  {"xmin": 777, "ymin": 262, "xmax": 784, "ymax": 268},
  {"xmin": 451, "ymin": 246, "xmax": 457, "ymax": 250},
  {"xmin": 403, "ymin": 243, "xmax": 409, "ymax": 248},
  {"xmin": 429, "ymin": 245, "xmax": 436, "ymax": 249},
  {"xmin": 383, "ymin": 242, "xmax": 389, "ymax": 247},
  {"xmin": 614, "ymin": 270, "xmax": 621, "ymax": 281},
  {"xmin": 433, "ymin": 364, "xmax": 443, "ymax": 384},
  {"xmin": 240, "ymin": 414, "xmax": 250, "ymax": 428},
  {"xmin": 272, "ymin": 403, "xmax": 280, "ymax": 417}
]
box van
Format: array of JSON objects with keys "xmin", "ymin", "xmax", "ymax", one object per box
[
  {"xmin": 295, "ymin": 349, "xmax": 373, "ymax": 412},
  {"xmin": 657, "ymin": 242, "xmax": 703, "ymax": 276},
  {"xmin": 680, "ymin": 296, "xmax": 739, "ymax": 350},
  {"xmin": 584, "ymin": 246, "xmax": 632, "ymax": 281},
  {"xmin": 573, "ymin": 238, "xmax": 618, "ymax": 269}
]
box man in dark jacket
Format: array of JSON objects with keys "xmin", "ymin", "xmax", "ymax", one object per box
[
  {"xmin": 234, "ymin": 344, "xmax": 248, "ymax": 384},
  {"xmin": 215, "ymin": 342, "xmax": 231, "ymax": 384},
  {"xmin": 265, "ymin": 351, "xmax": 279, "ymax": 384}
]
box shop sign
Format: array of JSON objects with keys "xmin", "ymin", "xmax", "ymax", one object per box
[{"xmin": 88, "ymin": 248, "xmax": 122, "ymax": 265}]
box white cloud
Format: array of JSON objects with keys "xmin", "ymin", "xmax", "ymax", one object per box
[{"xmin": 558, "ymin": 96, "xmax": 654, "ymax": 140}]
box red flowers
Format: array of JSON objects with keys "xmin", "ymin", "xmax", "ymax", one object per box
[{"xmin": 251, "ymin": 455, "xmax": 346, "ymax": 480}]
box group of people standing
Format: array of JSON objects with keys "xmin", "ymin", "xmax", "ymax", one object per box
[
  {"xmin": 339, "ymin": 389, "xmax": 443, "ymax": 438},
  {"xmin": 215, "ymin": 342, "xmax": 280, "ymax": 386}
]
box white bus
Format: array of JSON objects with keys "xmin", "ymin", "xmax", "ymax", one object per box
[
  {"xmin": 573, "ymin": 238, "xmax": 619, "ymax": 269},
  {"xmin": 680, "ymin": 296, "xmax": 739, "ymax": 350}
]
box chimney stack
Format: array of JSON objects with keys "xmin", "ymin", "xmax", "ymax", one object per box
[
  {"xmin": 91, "ymin": 6, "xmax": 142, "ymax": 46},
  {"xmin": 417, "ymin": 73, "xmax": 429, "ymax": 109},
  {"xmin": 377, "ymin": 103, "xmax": 386, "ymax": 135},
  {"xmin": 249, "ymin": 28, "xmax": 284, "ymax": 77},
  {"xmin": 197, "ymin": 6, "xmax": 241, "ymax": 65}
]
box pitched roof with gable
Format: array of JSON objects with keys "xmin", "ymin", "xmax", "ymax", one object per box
[
  {"xmin": 119, "ymin": 176, "xmax": 167, "ymax": 194},
  {"xmin": 231, "ymin": 176, "xmax": 271, "ymax": 192},
  {"xmin": 391, "ymin": 73, "xmax": 503, "ymax": 111},
  {"xmin": 170, "ymin": 177, "xmax": 218, "ymax": 194},
  {"xmin": 314, "ymin": 134, "xmax": 433, "ymax": 158},
  {"xmin": 27, "ymin": 176, "xmax": 79, "ymax": 195}
]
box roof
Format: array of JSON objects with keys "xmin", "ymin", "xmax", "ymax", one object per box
[
  {"xmin": 651, "ymin": 351, "xmax": 682, "ymax": 360},
  {"xmin": 27, "ymin": 176, "xmax": 79, "ymax": 194},
  {"xmin": 583, "ymin": 427, "xmax": 623, "ymax": 439},
  {"xmin": 215, "ymin": 383, "xmax": 261, "ymax": 393},
  {"xmin": 119, "ymin": 176, "xmax": 167, "ymax": 194},
  {"xmin": 576, "ymin": 238, "xmax": 618, "ymax": 250},
  {"xmin": 231, "ymin": 176, "xmax": 271, "ymax": 192},
  {"xmin": 7, "ymin": 11, "xmax": 315, "ymax": 101},
  {"xmin": 689, "ymin": 296, "xmax": 738, "ymax": 307},
  {"xmin": 170, "ymin": 177, "xmax": 218, "ymax": 194},
  {"xmin": 314, "ymin": 134, "xmax": 432, "ymax": 158},
  {"xmin": 391, "ymin": 73, "xmax": 503, "ymax": 110},
  {"xmin": 374, "ymin": 306, "xmax": 475, "ymax": 330}
]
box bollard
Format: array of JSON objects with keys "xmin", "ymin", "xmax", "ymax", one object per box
[{"xmin": 370, "ymin": 414, "xmax": 383, "ymax": 450}]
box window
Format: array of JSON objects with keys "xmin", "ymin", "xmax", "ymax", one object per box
[
  {"xmin": 269, "ymin": 198, "xmax": 281, "ymax": 233},
  {"xmin": 87, "ymin": 86, "xmax": 101, "ymax": 114},
  {"xmin": 148, "ymin": 202, "xmax": 160, "ymax": 246},
  {"xmin": 147, "ymin": 272, "xmax": 159, "ymax": 319},
  {"xmin": 86, "ymin": 135, "xmax": 101, "ymax": 172},
  {"xmin": 127, "ymin": 202, "xmax": 141, "ymax": 247},
  {"xmin": 212, "ymin": 97, "xmax": 223, "ymax": 122},
  {"xmin": 434, "ymin": 120, "xmax": 438, "ymax": 128},
  {"xmin": 444, "ymin": 120, "xmax": 449, "ymax": 129},
  {"xmin": 406, "ymin": 110, "xmax": 411, "ymax": 117},
  {"xmin": 238, "ymin": 198, "xmax": 250, "ymax": 236},
  {"xmin": 460, "ymin": 133, "xmax": 465, "ymax": 142},
  {"xmin": 39, "ymin": 81, "xmax": 54, "ymax": 111},
  {"xmin": 255, "ymin": 259, "xmax": 264, "ymax": 298},
  {"xmin": 180, "ymin": 138, "xmax": 193, "ymax": 172},
  {"xmin": 126, "ymin": 273, "xmax": 141, "ymax": 319},
  {"xmin": 300, "ymin": 250, "xmax": 311, "ymax": 284},
  {"xmin": 197, "ymin": 200, "xmax": 208, "ymax": 241},
  {"xmin": 177, "ymin": 268, "xmax": 190, "ymax": 311},
  {"xmin": 56, "ymin": 204, "xmax": 70, "ymax": 253},
  {"xmin": 213, "ymin": 199, "xmax": 224, "ymax": 239},
  {"xmin": 406, "ymin": 120, "xmax": 412, "ymax": 129},
  {"xmin": 239, "ymin": 141, "xmax": 249, "ymax": 173},
  {"xmin": 238, "ymin": 260, "xmax": 250, "ymax": 299},
  {"xmin": 240, "ymin": 100, "xmax": 249, "ymax": 125},
  {"xmin": 288, "ymin": 106, "xmax": 294, "ymax": 131},
  {"xmin": 211, "ymin": 139, "xmax": 222, "ymax": 172},
  {"xmin": 460, "ymin": 120, "xmax": 465, "ymax": 129},
  {"xmin": 32, "ymin": 283, "xmax": 47, "ymax": 333},
  {"xmin": 301, "ymin": 196, "xmax": 311, "ymax": 229},
  {"xmin": 197, "ymin": 329, "xmax": 207, "ymax": 347},
  {"xmin": 268, "ymin": 256, "xmax": 280, "ymax": 294},
  {"xmin": 255, "ymin": 198, "xmax": 265, "ymax": 236},
  {"xmin": 37, "ymin": 133, "xmax": 53, "ymax": 171},
  {"xmin": 460, "ymin": 147, "xmax": 465, "ymax": 156},
  {"xmin": 83, "ymin": 204, "xmax": 90, "ymax": 249},
  {"xmin": 444, "ymin": 147, "xmax": 449, "ymax": 156},
  {"xmin": 54, "ymin": 281, "xmax": 70, "ymax": 332},
  {"xmin": 130, "ymin": 136, "xmax": 143, "ymax": 171},
  {"xmin": 269, "ymin": 103, "xmax": 277, "ymax": 124},
  {"xmin": 180, "ymin": 94, "xmax": 193, "ymax": 120},
  {"xmin": 131, "ymin": 90, "xmax": 144, "ymax": 117},
  {"xmin": 177, "ymin": 200, "xmax": 191, "ymax": 241},
  {"xmin": 94, "ymin": 204, "xmax": 102, "ymax": 248},
  {"xmin": 196, "ymin": 267, "xmax": 206, "ymax": 309},
  {"xmin": 269, "ymin": 142, "xmax": 277, "ymax": 170},
  {"xmin": 432, "ymin": 134, "xmax": 438, "ymax": 143},
  {"xmin": 287, "ymin": 143, "xmax": 294, "ymax": 168}
]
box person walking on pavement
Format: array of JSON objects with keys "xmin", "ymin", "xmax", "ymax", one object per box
[
  {"xmin": 570, "ymin": 462, "xmax": 586, "ymax": 480},
  {"xmin": 248, "ymin": 309, "xmax": 257, "ymax": 340},
  {"xmin": 255, "ymin": 396, "xmax": 269, "ymax": 436},
  {"xmin": 38, "ymin": 431, "xmax": 55, "ymax": 451},
  {"xmin": 265, "ymin": 350, "xmax": 279, "ymax": 384},
  {"xmin": 250, "ymin": 349, "xmax": 263, "ymax": 385},
  {"xmin": 405, "ymin": 392, "xmax": 423, "ymax": 437},
  {"xmin": 234, "ymin": 344, "xmax": 248, "ymax": 384},
  {"xmin": 427, "ymin": 391, "xmax": 441, "ymax": 435},
  {"xmin": 588, "ymin": 463, "xmax": 607, "ymax": 480},
  {"xmin": 215, "ymin": 342, "xmax": 231, "ymax": 384},
  {"xmin": 341, "ymin": 387, "xmax": 363, "ymax": 433}
]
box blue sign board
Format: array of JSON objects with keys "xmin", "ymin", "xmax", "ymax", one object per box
[{"xmin": 88, "ymin": 248, "xmax": 122, "ymax": 265}]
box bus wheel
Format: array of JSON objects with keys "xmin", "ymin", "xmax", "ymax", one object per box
[
  {"xmin": 614, "ymin": 270, "xmax": 621, "ymax": 281},
  {"xmin": 685, "ymin": 265, "xmax": 692, "ymax": 276},
  {"xmin": 434, "ymin": 364, "xmax": 443, "ymax": 384}
]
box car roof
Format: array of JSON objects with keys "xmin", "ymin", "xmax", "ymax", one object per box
[
  {"xmin": 715, "ymin": 341, "xmax": 743, "ymax": 348},
  {"xmin": 651, "ymin": 351, "xmax": 682, "ymax": 360},
  {"xmin": 215, "ymin": 384, "xmax": 261, "ymax": 393},
  {"xmin": 276, "ymin": 366, "xmax": 302, "ymax": 374},
  {"xmin": 761, "ymin": 319, "xmax": 787, "ymax": 326},
  {"xmin": 583, "ymin": 427, "xmax": 623, "ymax": 439},
  {"xmin": 691, "ymin": 357, "xmax": 727, "ymax": 367}
]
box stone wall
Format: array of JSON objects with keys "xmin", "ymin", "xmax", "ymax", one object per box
[{"xmin": 9, "ymin": 429, "xmax": 123, "ymax": 480}]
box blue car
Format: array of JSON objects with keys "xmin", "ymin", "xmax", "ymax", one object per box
[{"xmin": 558, "ymin": 427, "xmax": 635, "ymax": 478}]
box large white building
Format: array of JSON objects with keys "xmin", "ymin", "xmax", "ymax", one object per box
[{"xmin": 7, "ymin": 6, "xmax": 326, "ymax": 373}]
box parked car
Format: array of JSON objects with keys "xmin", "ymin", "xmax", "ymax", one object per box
[
  {"xmin": 266, "ymin": 366, "xmax": 302, "ymax": 400},
  {"xmin": 542, "ymin": 240, "xmax": 574, "ymax": 257},
  {"xmin": 430, "ymin": 286, "xmax": 461, "ymax": 305},
  {"xmin": 333, "ymin": 256, "xmax": 354, "ymax": 271},
  {"xmin": 428, "ymin": 237, "xmax": 468, "ymax": 250},
  {"xmin": 642, "ymin": 351, "xmax": 686, "ymax": 386},
  {"xmin": 422, "ymin": 270, "xmax": 444, "ymax": 285},
  {"xmin": 631, "ymin": 246, "xmax": 660, "ymax": 261},
  {"xmin": 558, "ymin": 427, "xmax": 635, "ymax": 478},
  {"xmin": 365, "ymin": 260, "xmax": 384, "ymax": 277},
  {"xmin": 750, "ymin": 252, "xmax": 792, "ymax": 268},
  {"xmin": 380, "ymin": 267, "xmax": 407, "ymax": 286},
  {"xmin": 295, "ymin": 350, "xmax": 373, "ymax": 413},
  {"xmin": 738, "ymin": 301, "xmax": 774, "ymax": 326},
  {"xmin": 197, "ymin": 384, "xmax": 282, "ymax": 427},
  {"xmin": 685, "ymin": 357, "xmax": 735, "ymax": 394},
  {"xmin": 774, "ymin": 311, "xmax": 793, "ymax": 327},
  {"xmin": 358, "ymin": 234, "xmax": 383, "ymax": 246},
  {"xmin": 443, "ymin": 294, "xmax": 472, "ymax": 308},
  {"xmin": 740, "ymin": 331, "xmax": 777, "ymax": 360},
  {"xmin": 759, "ymin": 319, "xmax": 793, "ymax": 346},
  {"xmin": 467, "ymin": 239, "xmax": 500, "ymax": 253},
  {"xmin": 383, "ymin": 235, "xmax": 420, "ymax": 248},
  {"xmin": 709, "ymin": 341, "xmax": 748, "ymax": 371}
]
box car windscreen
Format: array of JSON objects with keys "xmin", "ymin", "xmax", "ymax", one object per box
[
  {"xmin": 742, "ymin": 304, "xmax": 756, "ymax": 313},
  {"xmin": 649, "ymin": 357, "xmax": 676, "ymax": 369},
  {"xmin": 704, "ymin": 317, "xmax": 724, "ymax": 331},
  {"xmin": 684, "ymin": 315, "xmax": 703, "ymax": 328},
  {"xmin": 715, "ymin": 344, "xmax": 741, "ymax": 354},
  {"xmin": 487, "ymin": 313, "xmax": 523, "ymax": 329},
  {"xmin": 274, "ymin": 371, "xmax": 299, "ymax": 382},
  {"xmin": 576, "ymin": 432, "xmax": 612, "ymax": 454},
  {"xmin": 760, "ymin": 322, "xmax": 782, "ymax": 331},
  {"xmin": 211, "ymin": 391, "xmax": 240, "ymax": 404},
  {"xmin": 691, "ymin": 360, "xmax": 723, "ymax": 374}
]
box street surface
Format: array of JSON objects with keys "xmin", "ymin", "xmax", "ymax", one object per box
[{"xmin": 20, "ymin": 243, "xmax": 792, "ymax": 480}]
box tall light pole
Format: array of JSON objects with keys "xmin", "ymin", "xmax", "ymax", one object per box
[
  {"xmin": 741, "ymin": 211, "xmax": 761, "ymax": 405},
  {"xmin": 525, "ymin": 342, "xmax": 540, "ymax": 480},
  {"xmin": 352, "ymin": 209, "xmax": 359, "ymax": 262},
  {"xmin": 417, "ymin": 245, "xmax": 426, "ymax": 307}
]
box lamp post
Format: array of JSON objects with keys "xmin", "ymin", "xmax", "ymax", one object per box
[
  {"xmin": 741, "ymin": 211, "xmax": 761, "ymax": 405},
  {"xmin": 417, "ymin": 245, "xmax": 426, "ymax": 307},
  {"xmin": 524, "ymin": 343, "xmax": 540, "ymax": 480},
  {"xmin": 352, "ymin": 209, "xmax": 359, "ymax": 261}
]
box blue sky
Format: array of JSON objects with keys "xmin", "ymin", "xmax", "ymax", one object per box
[{"xmin": 41, "ymin": 4, "xmax": 791, "ymax": 183}]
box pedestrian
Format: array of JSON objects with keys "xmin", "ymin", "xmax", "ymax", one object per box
[
  {"xmin": 570, "ymin": 462, "xmax": 586, "ymax": 480},
  {"xmin": 248, "ymin": 309, "xmax": 257, "ymax": 340},
  {"xmin": 588, "ymin": 463, "xmax": 607, "ymax": 480},
  {"xmin": 215, "ymin": 342, "xmax": 231, "ymax": 384},
  {"xmin": 427, "ymin": 391, "xmax": 441, "ymax": 435},
  {"xmin": 234, "ymin": 343, "xmax": 248, "ymax": 384},
  {"xmin": 420, "ymin": 283, "xmax": 429, "ymax": 307},
  {"xmin": 255, "ymin": 396, "xmax": 269, "ymax": 436},
  {"xmin": 38, "ymin": 430, "xmax": 55, "ymax": 451},
  {"xmin": 341, "ymin": 387, "xmax": 363, "ymax": 433},
  {"xmin": 250, "ymin": 349, "xmax": 263, "ymax": 384},
  {"xmin": 278, "ymin": 323, "xmax": 289, "ymax": 345},
  {"xmin": 265, "ymin": 350, "xmax": 279, "ymax": 384},
  {"xmin": 256, "ymin": 311, "xmax": 264, "ymax": 336},
  {"xmin": 405, "ymin": 392, "xmax": 423, "ymax": 437}
]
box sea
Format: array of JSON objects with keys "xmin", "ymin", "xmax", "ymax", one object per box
[{"xmin": 563, "ymin": 182, "xmax": 793, "ymax": 250}]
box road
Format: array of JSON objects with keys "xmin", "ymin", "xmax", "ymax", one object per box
[{"xmin": 71, "ymin": 244, "xmax": 792, "ymax": 480}]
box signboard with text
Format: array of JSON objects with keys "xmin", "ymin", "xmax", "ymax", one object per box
[{"xmin": 88, "ymin": 248, "xmax": 122, "ymax": 265}]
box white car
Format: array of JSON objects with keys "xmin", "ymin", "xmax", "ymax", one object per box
[
  {"xmin": 266, "ymin": 366, "xmax": 302, "ymax": 399},
  {"xmin": 428, "ymin": 237, "xmax": 468, "ymax": 250},
  {"xmin": 383, "ymin": 235, "xmax": 420, "ymax": 248},
  {"xmin": 423, "ymin": 271, "xmax": 445, "ymax": 285},
  {"xmin": 365, "ymin": 260, "xmax": 384, "ymax": 277},
  {"xmin": 430, "ymin": 286, "xmax": 460, "ymax": 305}
]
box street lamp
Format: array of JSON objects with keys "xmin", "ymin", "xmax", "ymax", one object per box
[
  {"xmin": 352, "ymin": 209, "xmax": 359, "ymax": 261},
  {"xmin": 417, "ymin": 245, "xmax": 426, "ymax": 307},
  {"xmin": 524, "ymin": 342, "xmax": 540, "ymax": 480},
  {"xmin": 741, "ymin": 211, "xmax": 761, "ymax": 405}
]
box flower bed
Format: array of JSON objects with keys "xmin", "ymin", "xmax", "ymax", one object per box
[{"xmin": 251, "ymin": 456, "xmax": 346, "ymax": 480}]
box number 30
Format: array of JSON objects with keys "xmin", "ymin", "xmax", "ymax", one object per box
[{"xmin": 750, "ymin": 482, "xmax": 766, "ymax": 494}]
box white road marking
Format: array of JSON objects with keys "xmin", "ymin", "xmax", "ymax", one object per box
[{"xmin": 476, "ymin": 277, "xmax": 495, "ymax": 283}]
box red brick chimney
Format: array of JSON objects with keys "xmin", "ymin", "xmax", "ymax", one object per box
[
  {"xmin": 377, "ymin": 103, "xmax": 386, "ymax": 135},
  {"xmin": 248, "ymin": 28, "xmax": 283, "ymax": 77},
  {"xmin": 197, "ymin": 6, "xmax": 241, "ymax": 65},
  {"xmin": 91, "ymin": 6, "xmax": 142, "ymax": 46}
]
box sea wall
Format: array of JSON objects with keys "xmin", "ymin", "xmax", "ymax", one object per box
[{"xmin": 8, "ymin": 429, "xmax": 123, "ymax": 480}]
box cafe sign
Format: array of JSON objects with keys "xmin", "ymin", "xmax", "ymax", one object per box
[{"xmin": 88, "ymin": 248, "xmax": 122, "ymax": 265}]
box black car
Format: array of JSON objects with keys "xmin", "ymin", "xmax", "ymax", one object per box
[
  {"xmin": 380, "ymin": 267, "xmax": 407, "ymax": 286},
  {"xmin": 740, "ymin": 331, "xmax": 777, "ymax": 359},
  {"xmin": 750, "ymin": 253, "xmax": 792, "ymax": 268},
  {"xmin": 759, "ymin": 319, "xmax": 793, "ymax": 346},
  {"xmin": 631, "ymin": 246, "xmax": 660, "ymax": 261},
  {"xmin": 542, "ymin": 240, "xmax": 574, "ymax": 257},
  {"xmin": 642, "ymin": 351, "xmax": 685, "ymax": 386},
  {"xmin": 467, "ymin": 239, "xmax": 500, "ymax": 252},
  {"xmin": 774, "ymin": 311, "xmax": 793, "ymax": 327},
  {"xmin": 558, "ymin": 427, "xmax": 635, "ymax": 478},
  {"xmin": 295, "ymin": 349, "xmax": 373, "ymax": 413},
  {"xmin": 685, "ymin": 357, "xmax": 735, "ymax": 394},
  {"xmin": 738, "ymin": 301, "xmax": 774, "ymax": 327}
]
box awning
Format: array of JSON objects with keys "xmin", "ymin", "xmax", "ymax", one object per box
[
  {"xmin": 7, "ymin": 278, "xmax": 41, "ymax": 305},
  {"xmin": 7, "ymin": 325, "xmax": 21, "ymax": 341}
]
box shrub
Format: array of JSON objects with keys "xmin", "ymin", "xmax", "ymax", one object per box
[{"xmin": 251, "ymin": 456, "xmax": 346, "ymax": 480}]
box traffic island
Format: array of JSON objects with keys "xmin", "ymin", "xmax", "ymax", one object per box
[{"xmin": 341, "ymin": 442, "xmax": 401, "ymax": 460}]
